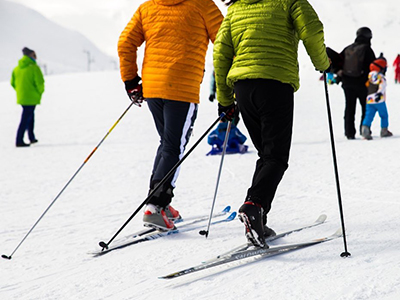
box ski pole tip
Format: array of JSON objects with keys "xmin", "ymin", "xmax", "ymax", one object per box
[
  {"xmin": 98, "ymin": 241, "xmax": 108, "ymax": 250},
  {"xmin": 199, "ymin": 230, "xmax": 208, "ymax": 237},
  {"xmin": 340, "ymin": 251, "xmax": 351, "ymax": 258},
  {"xmin": 2, "ymin": 254, "xmax": 12, "ymax": 260}
]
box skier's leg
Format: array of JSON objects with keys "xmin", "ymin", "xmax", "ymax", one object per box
[{"xmin": 342, "ymin": 86, "xmax": 357, "ymax": 138}]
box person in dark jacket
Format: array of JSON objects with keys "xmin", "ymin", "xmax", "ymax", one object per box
[
  {"xmin": 339, "ymin": 27, "xmax": 376, "ymax": 140},
  {"xmin": 11, "ymin": 47, "xmax": 45, "ymax": 147}
]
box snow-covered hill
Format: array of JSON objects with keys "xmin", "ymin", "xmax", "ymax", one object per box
[{"xmin": 0, "ymin": 0, "xmax": 117, "ymax": 81}]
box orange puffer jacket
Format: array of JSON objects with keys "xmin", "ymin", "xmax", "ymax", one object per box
[{"xmin": 118, "ymin": 0, "xmax": 223, "ymax": 103}]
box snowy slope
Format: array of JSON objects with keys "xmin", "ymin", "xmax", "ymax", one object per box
[
  {"xmin": 1, "ymin": 0, "xmax": 400, "ymax": 299},
  {"xmin": 0, "ymin": 0, "xmax": 117, "ymax": 81},
  {"xmin": 1, "ymin": 71, "xmax": 400, "ymax": 299}
]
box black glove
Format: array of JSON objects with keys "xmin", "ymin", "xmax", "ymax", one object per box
[
  {"xmin": 209, "ymin": 94, "xmax": 215, "ymax": 102},
  {"xmin": 124, "ymin": 76, "xmax": 144, "ymax": 106},
  {"xmin": 218, "ymin": 103, "xmax": 238, "ymax": 122},
  {"xmin": 375, "ymin": 92, "xmax": 382, "ymax": 102}
]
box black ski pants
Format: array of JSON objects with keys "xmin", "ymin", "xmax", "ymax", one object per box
[
  {"xmin": 234, "ymin": 79, "xmax": 294, "ymax": 214},
  {"xmin": 342, "ymin": 84, "xmax": 367, "ymax": 138},
  {"xmin": 146, "ymin": 98, "xmax": 198, "ymax": 207}
]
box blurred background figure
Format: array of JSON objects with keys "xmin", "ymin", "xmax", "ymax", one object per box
[
  {"xmin": 393, "ymin": 54, "xmax": 400, "ymax": 84},
  {"xmin": 207, "ymin": 69, "xmax": 248, "ymax": 155},
  {"xmin": 339, "ymin": 27, "xmax": 376, "ymax": 140},
  {"xmin": 11, "ymin": 47, "xmax": 45, "ymax": 147},
  {"xmin": 361, "ymin": 54, "xmax": 393, "ymax": 140}
]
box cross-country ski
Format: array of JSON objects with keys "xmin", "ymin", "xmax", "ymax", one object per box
[
  {"xmin": 90, "ymin": 211, "xmax": 236, "ymax": 257},
  {"xmin": 160, "ymin": 229, "xmax": 342, "ymax": 280}
]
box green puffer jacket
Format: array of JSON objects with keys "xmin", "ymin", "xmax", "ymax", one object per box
[
  {"xmin": 213, "ymin": 0, "xmax": 330, "ymax": 106},
  {"xmin": 11, "ymin": 55, "xmax": 45, "ymax": 105}
]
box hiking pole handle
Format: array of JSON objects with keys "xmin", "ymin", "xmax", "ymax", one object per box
[
  {"xmin": 323, "ymin": 72, "xmax": 351, "ymax": 257},
  {"xmin": 99, "ymin": 113, "xmax": 226, "ymax": 250}
]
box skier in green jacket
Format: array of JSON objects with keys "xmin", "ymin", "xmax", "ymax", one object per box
[
  {"xmin": 11, "ymin": 47, "xmax": 45, "ymax": 147},
  {"xmin": 214, "ymin": 0, "xmax": 330, "ymax": 248}
]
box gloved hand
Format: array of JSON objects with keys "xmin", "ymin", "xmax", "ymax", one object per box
[
  {"xmin": 323, "ymin": 65, "xmax": 332, "ymax": 73},
  {"xmin": 375, "ymin": 92, "xmax": 382, "ymax": 102},
  {"xmin": 124, "ymin": 76, "xmax": 144, "ymax": 106},
  {"xmin": 209, "ymin": 94, "xmax": 215, "ymax": 102},
  {"xmin": 218, "ymin": 103, "xmax": 238, "ymax": 122},
  {"xmin": 317, "ymin": 58, "xmax": 332, "ymax": 73}
]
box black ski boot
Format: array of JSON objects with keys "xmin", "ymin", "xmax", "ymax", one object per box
[
  {"xmin": 238, "ymin": 201, "xmax": 267, "ymax": 248},
  {"xmin": 262, "ymin": 212, "xmax": 276, "ymax": 239}
]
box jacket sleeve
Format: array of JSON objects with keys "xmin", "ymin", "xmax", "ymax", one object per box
[
  {"xmin": 34, "ymin": 66, "xmax": 45, "ymax": 95},
  {"xmin": 118, "ymin": 8, "xmax": 145, "ymax": 82},
  {"xmin": 213, "ymin": 14, "xmax": 236, "ymax": 107},
  {"xmin": 202, "ymin": 0, "xmax": 223, "ymax": 43},
  {"xmin": 291, "ymin": 0, "xmax": 330, "ymax": 72},
  {"xmin": 10, "ymin": 70, "xmax": 16, "ymax": 90}
]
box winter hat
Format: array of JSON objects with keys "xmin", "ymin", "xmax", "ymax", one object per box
[
  {"xmin": 22, "ymin": 47, "xmax": 34, "ymax": 56},
  {"xmin": 370, "ymin": 54, "xmax": 387, "ymax": 73},
  {"xmin": 356, "ymin": 27, "xmax": 372, "ymax": 40}
]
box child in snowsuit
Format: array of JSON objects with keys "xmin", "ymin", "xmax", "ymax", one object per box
[
  {"xmin": 361, "ymin": 55, "xmax": 393, "ymax": 140},
  {"xmin": 393, "ymin": 54, "xmax": 400, "ymax": 84},
  {"xmin": 207, "ymin": 69, "xmax": 248, "ymax": 155},
  {"xmin": 207, "ymin": 121, "xmax": 248, "ymax": 155}
]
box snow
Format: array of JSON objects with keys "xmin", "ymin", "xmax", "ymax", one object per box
[{"xmin": 1, "ymin": 1, "xmax": 400, "ymax": 299}]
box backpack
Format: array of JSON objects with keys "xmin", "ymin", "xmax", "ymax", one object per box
[
  {"xmin": 326, "ymin": 47, "xmax": 343, "ymax": 73},
  {"xmin": 342, "ymin": 43, "xmax": 368, "ymax": 77}
]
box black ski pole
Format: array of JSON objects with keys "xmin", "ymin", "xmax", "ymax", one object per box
[
  {"xmin": 98, "ymin": 113, "xmax": 226, "ymax": 251},
  {"xmin": 200, "ymin": 121, "xmax": 232, "ymax": 238},
  {"xmin": 323, "ymin": 71, "xmax": 351, "ymax": 257},
  {"xmin": 2, "ymin": 101, "xmax": 136, "ymax": 260}
]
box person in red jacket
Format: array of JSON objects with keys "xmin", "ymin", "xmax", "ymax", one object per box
[{"xmin": 393, "ymin": 54, "xmax": 400, "ymax": 84}]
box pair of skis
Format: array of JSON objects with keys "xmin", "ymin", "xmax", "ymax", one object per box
[
  {"xmin": 159, "ymin": 214, "xmax": 342, "ymax": 279},
  {"xmin": 90, "ymin": 206, "xmax": 234, "ymax": 257},
  {"xmin": 91, "ymin": 210, "xmax": 341, "ymax": 280}
]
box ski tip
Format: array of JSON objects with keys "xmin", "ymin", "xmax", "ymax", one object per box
[
  {"xmin": 316, "ymin": 214, "xmax": 328, "ymax": 223},
  {"xmin": 222, "ymin": 206, "xmax": 231, "ymax": 213},
  {"xmin": 333, "ymin": 228, "xmax": 343, "ymax": 237},
  {"xmin": 227, "ymin": 212, "xmax": 237, "ymax": 220}
]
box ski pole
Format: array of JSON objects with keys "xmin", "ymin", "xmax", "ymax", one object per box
[
  {"xmin": 99, "ymin": 113, "xmax": 226, "ymax": 251},
  {"xmin": 323, "ymin": 71, "xmax": 351, "ymax": 258},
  {"xmin": 2, "ymin": 101, "xmax": 136, "ymax": 260},
  {"xmin": 200, "ymin": 121, "xmax": 232, "ymax": 238}
]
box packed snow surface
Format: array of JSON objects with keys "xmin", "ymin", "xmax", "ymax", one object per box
[{"xmin": 1, "ymin": 0, "xmax": 400, "ymax": 299}]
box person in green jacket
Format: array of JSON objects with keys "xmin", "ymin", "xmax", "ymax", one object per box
[
  {"xmin": 214, "ymin": 0, "xmax": 330, "ymax": 248},
  {"xmin": 11, "ymin": 47, "xmax": 45, "ymax": 147}
]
